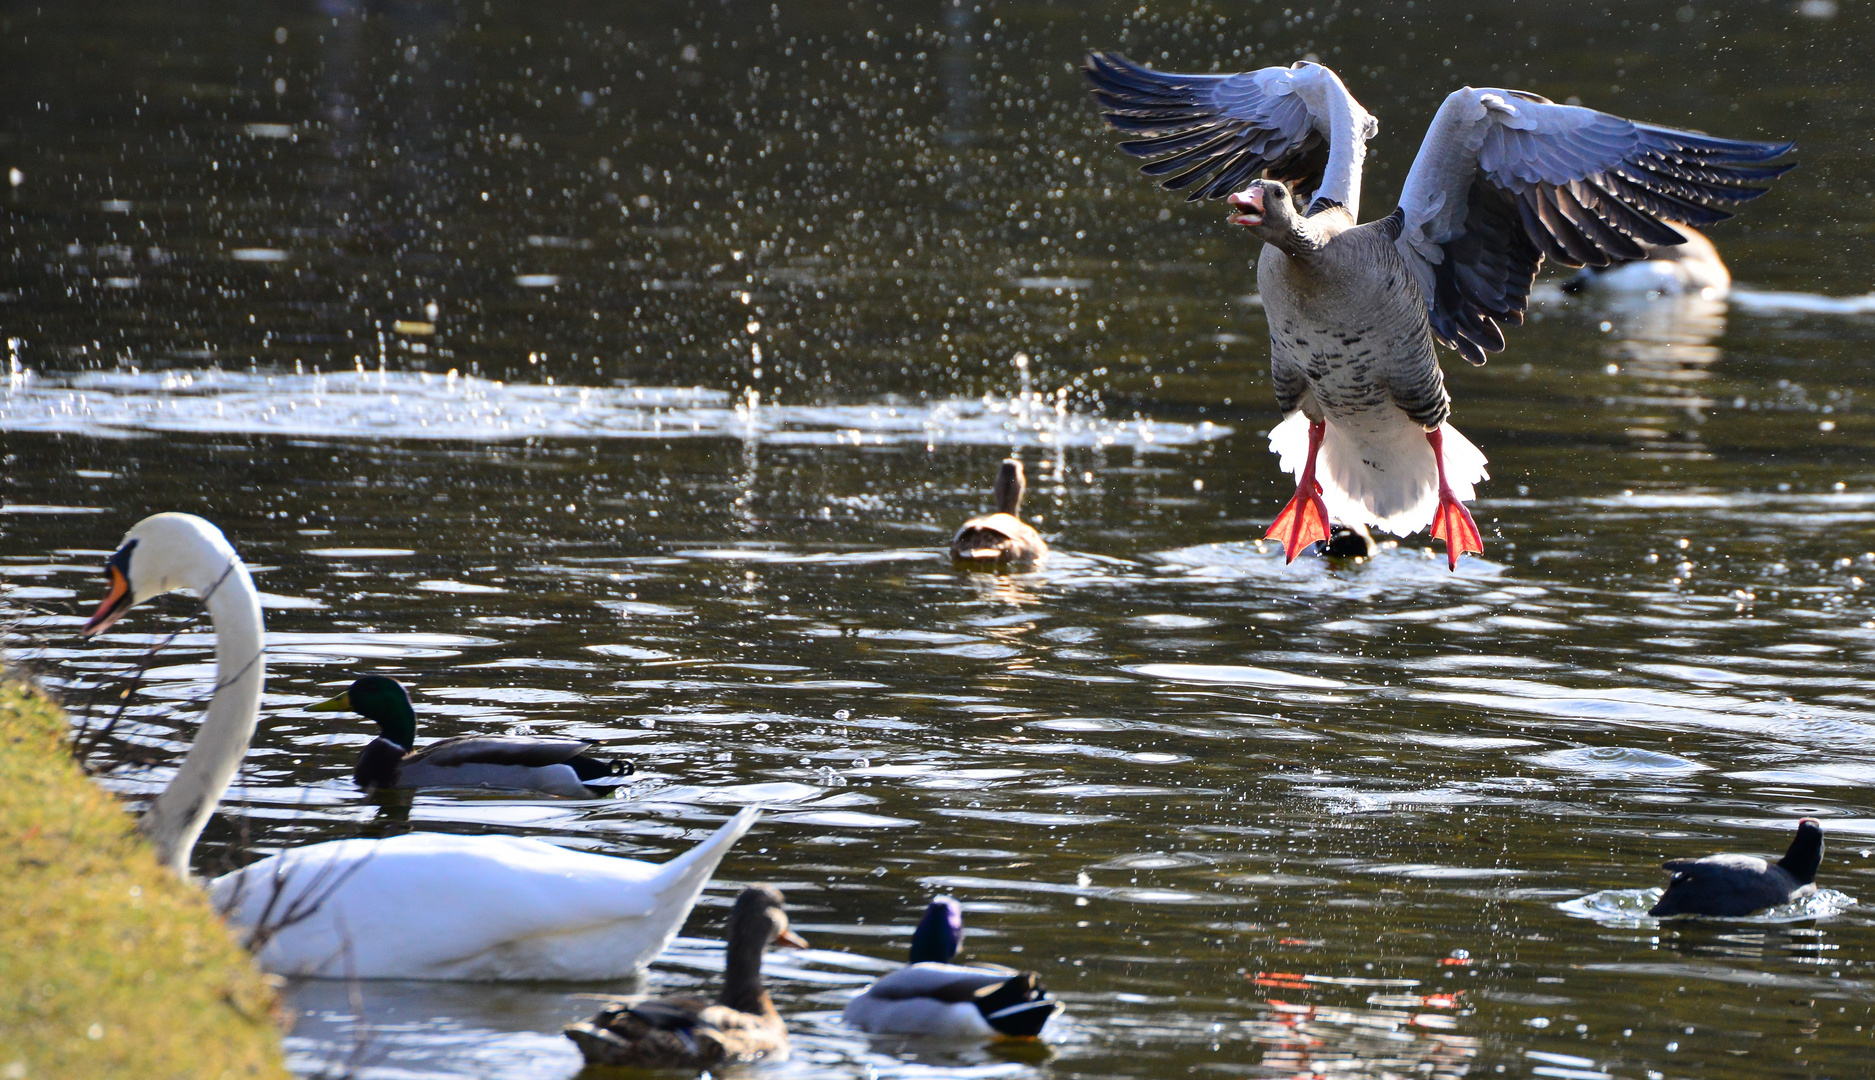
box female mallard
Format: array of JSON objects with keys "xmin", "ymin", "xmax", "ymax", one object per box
[
  {"xmin": 950, "ymin": 459, "xmax": 1047, "ymax": 568},
  {"xmin": 84, "ymin": 514, "xmax": 760, "ymax": 980},
  {"xmin": 565, "ymin": 884, "xmax": 806, "ymax": 1067},
  {"xmin": 842, "ymin": 896, "xmax": 1062, "ymax": 1039},
  {"xmin": 310, "ymin": 675, "xmax": 630, "ymax": 798}
]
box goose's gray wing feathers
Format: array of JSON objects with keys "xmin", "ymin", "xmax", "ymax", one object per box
[
  {"xmin": 1396, "ymin": 88, "xmax": 1792, "ymax": 363},
  {"xmin": 1084, "ymin": 52, "xmax": 1374, "ymax": 202}
]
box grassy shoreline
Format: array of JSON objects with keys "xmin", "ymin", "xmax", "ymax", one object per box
[{"xmin": 0, "ymin": 679, "xmax": 289, "ymax": 1080}]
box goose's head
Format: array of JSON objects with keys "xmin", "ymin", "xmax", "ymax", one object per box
[
  {"xmin": 310, "ymin": 675, "xmax": 418, "ymax": 748},
  {"xmin": 83, "ymin": 513, "xmax": 241, "ymax": 637},
  {"xmin": 908, "ymin": 895, "xmax": 964, "ymax": 963},
  {"xmin": 1227, "ymin": 179, "xmax": 1300, "ymax": 242},
  {"xmin": 731, "ymin": 884, "xmax": 810, "ymax": 951}
]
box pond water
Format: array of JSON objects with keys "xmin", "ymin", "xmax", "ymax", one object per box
[{"xmin": 6, "ymin": 1, "xmax": 1875, "ymax": 1077}]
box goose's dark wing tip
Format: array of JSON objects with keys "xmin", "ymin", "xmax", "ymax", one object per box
[
  {"xmin": 1404, "ymin": 93, "xmax": 1793, "ymax": 361},
  {"xmin": 1083, "ymin": 55, "xmax": 1335, "ymax": 203}
]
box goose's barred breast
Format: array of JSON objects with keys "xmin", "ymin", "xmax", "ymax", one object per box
[{"xmin": 1261, "ymin": 217, "xmax": 1449, "ymax": 432}]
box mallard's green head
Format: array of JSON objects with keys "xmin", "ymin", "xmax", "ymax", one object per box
[{"xmin": 310, "ymin": 675, "xmax": 417, "ymax": 748}]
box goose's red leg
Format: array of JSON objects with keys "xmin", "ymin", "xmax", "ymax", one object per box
[
  {"xmin": 1426, "ymin": 427, "xmax": 1483, "ymax": 570},
  {"xmin": 1265, "ymin": 420, "xmax": 1331, "ymax": 563}
]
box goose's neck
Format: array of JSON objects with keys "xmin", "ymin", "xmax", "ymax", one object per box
[
  {"xmin": 1298, "ymin": 68, "xmax": 1372, "ymax": 221},
  {"xmin": 718, "ymin": 931, "xmax": 775, "ymax": 1016},
  {"xmin": 141, "ymin": 556, "xmax": 265, "ymax": 877}
]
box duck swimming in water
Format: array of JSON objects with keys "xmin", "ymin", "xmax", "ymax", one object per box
[
  {"xmin": 565, "ymin": 884, "xmax": 806, "ymax": 1068},
  {"xmin": 310, "ymin": 674, "xmax": 630, "ymax": 798},
  {"xmin": 842, "ymin": 896, "xmax": 1062, "ymax": 1039},
  {"xmin": 950, "ymin": 459, "xmax": 1048, "ymax": 569}
]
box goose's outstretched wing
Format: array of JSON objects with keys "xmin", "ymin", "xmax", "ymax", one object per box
[
  {"xmin": 1396, "ymin": 88, "xmax": 1793, "ymax": 363},
  {"xmin": 1083, "ymin": 52, "xmax": 1374, "ymax": 203}
]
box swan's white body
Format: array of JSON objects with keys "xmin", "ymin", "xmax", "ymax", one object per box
[
  {"xmin": 85, "ymin": 513, "xmax": 758, "ymax": 981},
  {"xmin": 1569, "ymin": 223, "xmax": 1732, "ymax": 298},
  {"xmin": 210, "ymin": 807, "xmax": 758, "ymax": 980}
]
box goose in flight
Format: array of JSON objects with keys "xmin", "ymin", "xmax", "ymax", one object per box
[{"xmin": 1085, "ymin": 53, "xmax": 1792, "ymax": 567}]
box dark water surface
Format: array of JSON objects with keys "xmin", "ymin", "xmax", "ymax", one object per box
[{"xmin": 6, "ymin": 1, "xmax": 1875, "ymax": 1077}]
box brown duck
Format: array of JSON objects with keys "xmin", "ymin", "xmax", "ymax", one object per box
[
  {"xmin": 950, "ymin": 459, "xmax": 1047, "ymax": 568},
  {"xmin": 564, "ymin": 884, "xmax": 807, "ymax": 1068}
]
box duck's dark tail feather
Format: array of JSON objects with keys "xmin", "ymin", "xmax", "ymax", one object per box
[{"xmin": 973, "ymin": 972, "xmax": 1063, "ymax": 1037}]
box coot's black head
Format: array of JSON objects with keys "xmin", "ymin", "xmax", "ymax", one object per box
[{"xmin": 1778, "ymin": 818, "xmax": 1824, "ymax": 884}]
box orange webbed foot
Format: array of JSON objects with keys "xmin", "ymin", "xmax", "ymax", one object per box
[
  {"xmin": 1265, "ymin": 484, "xmax": 1332, "ymax": 563},
  {"xmin": 1429, "ymin": 492, "xmax": 1483, "ymax": 571}
]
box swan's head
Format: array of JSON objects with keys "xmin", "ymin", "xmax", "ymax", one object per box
[
  {"xmin": 83, "ymin": 513, "xmax": 241, "ymax": 637},
  {"xmin": 909, "ymin": 895, "xmax": 964, "ymax": 964},
  {"xmin": 1226, "ymin": 179, "xmax": 1298, "ymax": 239},
  {"xmin": 731, "ymin": 883, "xmax": 809, "ymax": 951}
]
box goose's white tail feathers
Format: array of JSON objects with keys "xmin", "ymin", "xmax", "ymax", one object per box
[{"xmin": 1268, "ymin": 412, "xmax": 1487, "ymax": 536}]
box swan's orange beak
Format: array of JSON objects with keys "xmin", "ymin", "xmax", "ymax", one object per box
[
  {"xmin": 82, "ymin": 544, "xmax": 137, "ymax": 637},
  {"xmin": 776, "ymin": 929, "xmax": 809, "ymax": 950},
  {"xmin": 1227, "ymin": 185, "xmax": 1265, "ymax": 227}
]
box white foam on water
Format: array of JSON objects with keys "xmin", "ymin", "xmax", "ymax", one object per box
[
  {"xmin": 1558, "ymin": 887, "xmax": 1857, "ymax": 925},
  {"xmin": 0, "ymin": 367, "xmax": 1227, "ymax": 451}
]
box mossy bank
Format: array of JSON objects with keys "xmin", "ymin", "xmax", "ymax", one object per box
[{"xmin": 0, "ymin": 680, "xmax": 288, "ymax": 1080}]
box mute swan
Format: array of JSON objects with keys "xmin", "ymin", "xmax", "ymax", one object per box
[
  {"xmin": 80, "ymin": 513, "xmax": 759, "ymax": 980},
  {"xmin": 1085, "ymin": 53, "xmax": 1792, "ymax": 567},
  {"xmin": 842, "ymin": 896, "xmax": 1062, "ymax": 1038},
  {"xmin": 1564, "ymin": 222, "xmax": 1731, "ymax": 298},
  {"xmin": 309, "ymin": 675, "xmax": 631, "ymax": 798},
  {"xmin": 80, "ymin": 513, "xmax": 265, "ymax": 878},
  {"xmin": 565, "ymin": 884, "xmax": 805, "ymax": 1067},
  {"xmin": 950, "ymin": 459, "xmax": 1047, "ymax": 568},
  {"xmin": 1648, "ymin": 819, "xmax": 1822, "ymax": 918}
]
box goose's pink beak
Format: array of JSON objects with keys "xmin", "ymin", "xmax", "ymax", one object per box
[{"xmin": 1227, "ymin": 186, "xmax": 1264, "ymax": 227}]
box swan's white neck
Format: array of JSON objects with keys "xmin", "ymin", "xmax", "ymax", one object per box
[
  {"xmin": 137, "ymin": 530, "xmax": 266, "ymax": 877},
  {"xmin": 1290, "ymin": 64, "xmax": 1375, "ymax": 220}
]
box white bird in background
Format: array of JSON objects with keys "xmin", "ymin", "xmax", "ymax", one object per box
[
  {"xmin": 1564, "ymin": 221, "xmax": 1731, "ymax": 298},
  {"xmin": 81, "ymin": 512, "xmax": 758, "ymax": 981},
  {"xmin": 1086, "ymin": 53, "xmax": 1792, "ymax": 567}
]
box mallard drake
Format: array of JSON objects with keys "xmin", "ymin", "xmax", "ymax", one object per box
[
  {"xmin": 309, "ymin": 675, "xmax": 630, "ymax": 798},
  {"xmin": 842, "ymin": 896, "xmax": 1062, "ymax": 1039},
  {"xmin": 82, "ymin": 514, "xmax": 759, "ymax": 979},
  {"xmin": 1649, "ymin": 819, "xmax": 1823, "ymax": 917},
  {"xmin": 950, "ymin": 459, "xmax": 1047, "ymax": 568},
  {"xmin": 1087, "ymin": 52, "xmax": 1791, "ymax": 568},
  {"xmin": 565, "ymin": 884, "xmax": 806, "ymax": 1067}
]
